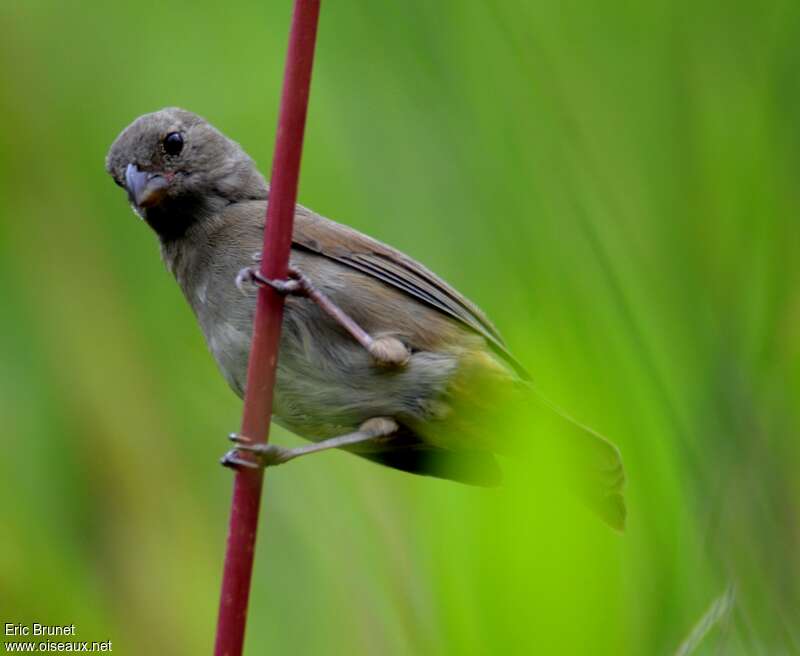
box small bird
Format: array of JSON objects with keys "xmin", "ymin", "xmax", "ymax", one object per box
[{"xmin": 106, "ymin": 107, "xmax": 625, "ymax": 527}]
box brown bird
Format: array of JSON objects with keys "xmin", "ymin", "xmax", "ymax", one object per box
[{"xmin": 106, "ymin": 107, "xmax": 625, "ymax": 528}]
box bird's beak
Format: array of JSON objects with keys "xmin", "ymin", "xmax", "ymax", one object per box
[{"xmin": 124, "ymin": 163, "xmax": 169, "ymax": 208}]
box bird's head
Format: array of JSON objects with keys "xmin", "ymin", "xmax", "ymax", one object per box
[{"xmin": 105, "ymin": 108, "xmax": 267, "ymax": 240}]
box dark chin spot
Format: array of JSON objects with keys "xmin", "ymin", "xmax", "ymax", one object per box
[{"xmin": 142, "ymin": 197, "xmax": 201, "ymax": 241}]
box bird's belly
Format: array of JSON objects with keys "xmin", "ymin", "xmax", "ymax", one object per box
[
  {"xmin": 271, "ymin": 342, "xmax": 460, "ymax": 441},
  {"xmin": 196, "ymin": 282, "xmax": 503, "ymax": 448},
  {"xmin": 200, "ymin": 307, "xmax": 460, "ymax": 442},
  {"xmin": 204, "ymin": 319, "xmax": 253, "ymax": 397}
]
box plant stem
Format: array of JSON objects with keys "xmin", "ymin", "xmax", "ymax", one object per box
[{"xmin": 214, "ymin": 2, "xmax": 321, "ymax": 654}]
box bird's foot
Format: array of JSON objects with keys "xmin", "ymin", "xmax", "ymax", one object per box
[
  {"xmin": 220, "ymin": 433, "xmax": 296, "ymax": 469},
  {"xmin": 220, "ymin": 418, "xmax": 399, "ymax": 470},
  {"xmin": 235, "ymin": 266, "xmax": 308, "ymax": 297},
  {"xmin": 242, "ymin": 253, "xmax": 409, "ymax": 369}
]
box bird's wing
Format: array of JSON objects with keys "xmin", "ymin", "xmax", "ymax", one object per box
[{"xmin": 291, "ymin": 207, "xmax": 531, "ymax": 381}]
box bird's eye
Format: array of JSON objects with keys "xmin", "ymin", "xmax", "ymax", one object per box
[{"xmin": 163, "ymin": 132, "xmax": 184, "ymax": 156}]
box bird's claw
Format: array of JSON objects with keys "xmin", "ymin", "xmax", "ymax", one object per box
[
  {"xmin": 236, "ymin": 442, "xmax": 295, "ymax": 466},
  {"xmin": 235, "ymin": 267, "xmax": 260, "ymax": 294},
  {"xmin": 220, "ymin": 449, "xmax": 260, "ymax": 470},
  {"xmin": 235, "ymin": 266, "xmax": 306, "ymax": 296},
  {"xmin": 222, "ymin": 434, "xmax": 295, "ymax": 469},
  {"xmin": 228, "ymin": 432, "xmax": 251, "ymax": 444}
]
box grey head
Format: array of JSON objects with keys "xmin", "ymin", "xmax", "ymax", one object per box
[{"xmin": 105, "ymin": 107, "xmax": 267, "ymax": 240}]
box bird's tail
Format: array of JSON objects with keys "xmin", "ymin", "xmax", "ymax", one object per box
[{"xmin": 524, "ymin": 388, "xmax": 627, "ymax": 531}]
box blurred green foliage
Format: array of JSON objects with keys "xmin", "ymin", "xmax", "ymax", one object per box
[{"xmin": 1, "ymin": 0, "xmax": 799, "ymax": 653}]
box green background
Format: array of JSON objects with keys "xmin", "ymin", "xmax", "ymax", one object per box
[{"xmin": 1, "ymin": 0, "xmax": 799, "ymax": 653}]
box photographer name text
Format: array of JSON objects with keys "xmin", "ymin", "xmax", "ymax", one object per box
[{"xmin": 5, "ymin": 625, "xmax": 76, "ymax": 638}]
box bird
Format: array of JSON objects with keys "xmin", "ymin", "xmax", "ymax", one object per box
[{"xmin": 106, "ymin": 107, "xmax": 625, "ymax": 528}]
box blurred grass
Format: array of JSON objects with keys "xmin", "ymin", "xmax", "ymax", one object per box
[{"xmin": 1, "ymin": 0, "xmax": 799, "ymax": 653}]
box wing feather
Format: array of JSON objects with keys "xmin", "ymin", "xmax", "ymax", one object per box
[{"xmin": 292, "ymin": 208, "xmax": 531, "ymax": 380}]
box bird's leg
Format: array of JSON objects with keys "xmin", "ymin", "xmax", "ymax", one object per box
[
  {"xmin": 220, "ymin": 417, "xmax": 398, "ymax": 469},
  {"xmin": 236, "ymin": 256, "xmax": 410, "ymax": 367}
]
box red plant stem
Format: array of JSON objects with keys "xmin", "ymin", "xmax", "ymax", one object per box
[{"xmin": 214, "ymin": 1, "xmax": 321, "ymax": 654}]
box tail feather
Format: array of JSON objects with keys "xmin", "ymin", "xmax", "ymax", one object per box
[
  {"xmin": 338, "ymin": 388, "xmax": 626, "ymax": 530},
  {"xmin": 529, "ymin": 389, "xmax": 627, "ymax": 530}
]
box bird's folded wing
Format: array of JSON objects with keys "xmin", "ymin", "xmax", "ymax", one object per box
[{"xmin": 292, "ymin": 207, "xmax": 531, "ymax": 381}]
